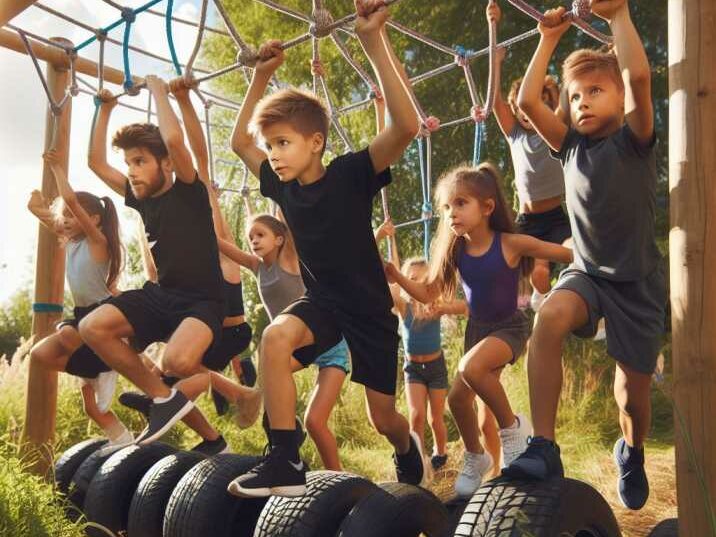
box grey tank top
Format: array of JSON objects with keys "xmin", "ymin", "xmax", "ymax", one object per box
[
  {"xmin": 65, "ymin": 239, "xmax": 111, "ymax": 307},
  {"xmin": 507, "ymin": 125, "xmax": 565, "ymax": 204},
  {"xmin": 254, "ymin": 260, "xmax": 306, "ymax": 320}
]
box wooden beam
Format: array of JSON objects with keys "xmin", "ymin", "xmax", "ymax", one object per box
[
  {"xmin": 0, "ymin": 28, "xmax": 143, "ymax": 87},
  {"xmin": 20, "ymin": 37, "xmax": 72, "ymax": 476},
  {"xmin": 0, "ymin": 0, "xmax": 38, "ymax": 27},
  {"xmin": 669, "ymin": 0, "xmax": 716, "ymax": 535}
]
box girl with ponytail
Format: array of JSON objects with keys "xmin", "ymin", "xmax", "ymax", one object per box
[{"xmin": 27, "ymin": 150, "xmax": 131, "ymax": 450}]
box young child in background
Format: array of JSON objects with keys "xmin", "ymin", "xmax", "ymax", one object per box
[
  {"xmin": 503, "ymin": 0, "xmax": 665, "ymax": 512},
  {"xmin": 386, "ymin": 163, "xmax": 572, "ymax": 498},
  {"xmin": 27, "ymin": 149, "xmax": 132, "ymax": 450}
]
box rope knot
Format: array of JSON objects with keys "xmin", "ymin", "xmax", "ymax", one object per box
[
  {"xmin": 421, "ymin": 202, "xmax": 433, "ymax": 220},
  {"xmin": 310, "ymin": 8, "xmax": 334, "ymax": 38},
  {"xmin": 369, "ymin": 84, "xmax": 383, "ymax": 101},
  {"xmin": 471, "ymin": 105, "xmax": 487, "ymax": 124},
  {"xmin": 95, "ymin": 28, "xmax": 107, "ymax": 41},
  {"xmin": 454, "ymin": 45, "xmax": 469, "ymax": 67},
  {"xmin": 422, "ymin": 116, "xmax": 440, "ymax": 133},
  {"xmin": 240, "ymin": 185, "xmax": 251, "ymax": 198},
  {"xmin": 237, "ymin": 46, "xmax": 259, "ymax": 67},
  {"xmin": 571, "ymin": 0, "xmax": 591, "ymax": 19},
  {"xmin": 121, "ymin": 7, "xmax": 136, "ymax": 23}
]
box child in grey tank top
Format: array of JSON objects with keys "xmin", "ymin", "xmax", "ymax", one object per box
[
  {"xmin": 219, "ymin": 213, "xmax": 349, "ymax": 471},
  {"xmin": 26, "ymin": 150, "xmax": 132, "ymax": 450},
  {"xmin": 481, "ymin": 2, "xmax": 571, "ymax": 312}
]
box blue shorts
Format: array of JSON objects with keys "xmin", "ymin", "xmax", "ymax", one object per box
[{"xmin": 313, "ymin": 338, "xmax": 351, "ymax": 374}]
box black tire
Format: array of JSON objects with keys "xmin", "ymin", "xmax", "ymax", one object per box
[
  {"xmin": 254, "ymin": 471, "xmax": 379, "ymax": 537},
  {"xmin": 54, "ymin": 438, "xmax": 108, "ymax": 495},
  {"xmin": 647, "ymin": 519, "xmax": 678, "ymax": 537},
  {"xmin": 163, "ymin": 453, "xmax": 266, "ymax": 537},
  {"xmin": 338, "ymin": 482, "xmax": 450, "ymax": 537},
  {"xmin": 66, "ymin": 443, "xmax": 125, "ymax": 511},
  {"xmin": 444, "ymin": 496, "xmax": 470, "ymax": 536},
  {"xmin": 82, "ymin": 442, "xmax": 178, "ymax": 537},
  {"xmin": 127, "ymin": 451, "xmax": 207, "ymax": 537},
  {"xmin": 454, "ymin": 476, "xmax": 622, "ymax": 537}
]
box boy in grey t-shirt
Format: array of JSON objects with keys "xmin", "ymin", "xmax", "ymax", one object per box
[{"xmin": 502, "ymin": 0, "xmax": 665, "ymax": 512}]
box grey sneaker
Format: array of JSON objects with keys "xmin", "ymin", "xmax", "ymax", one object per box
[{"xmin": 135, "ymin": 390, "xmax": 194, "ymax": 445}]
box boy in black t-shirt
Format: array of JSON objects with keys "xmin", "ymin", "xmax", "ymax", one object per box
[
  {"xmin": 81, "ymin": 75, "xmax": 225, "ymax": 445},
  {"xmin": 228, "ymin": 0, "xmax": 423, "ymax": 498}
]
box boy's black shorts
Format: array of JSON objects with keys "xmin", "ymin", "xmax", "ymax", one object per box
[
  {"xmin": 282, "ymin": 296, "xmax": 399, "ymax": 395},
  {"xmin": 108, "ymin": 281, "xmax": 224, "ymax": 353},
  {"xmin": 202, "ymin": 322, "xmax": 252, "ymax": 372}
]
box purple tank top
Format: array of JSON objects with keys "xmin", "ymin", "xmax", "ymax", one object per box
[{"xmin": 458, "ymin": 232, "xmax": 519, "ymax": 322}]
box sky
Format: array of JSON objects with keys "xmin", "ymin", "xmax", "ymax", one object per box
[{"xmin": 0, "ymin": 0, "xmax": 228, "ymax": 303}]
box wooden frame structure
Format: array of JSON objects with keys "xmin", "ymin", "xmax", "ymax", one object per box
[{"xmin": 1, "ymin": 0, "xmax": 714, "ymax": 533}]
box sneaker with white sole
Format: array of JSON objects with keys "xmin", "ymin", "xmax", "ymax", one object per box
[
  {"xmin": 192, "ymin": 435, "xmax": 231, "ymax": 456},
  {"xmin": 97, "ymin": 428, "xmax": 135, "ymax": 456},
  {"xmin": 498, "ymin": 413, "xmax": 532, "ymax": 468},
  {"xmin": 89, "ymin": 370, "xmax": 118, "ymax": 413},
  {"xmin": 227, "ymin": 447, "xmax": 306, "ymax": 498},
  {"xmin": 454, "ymin": 451, "xmax": 493, "ymax": 498},
  {"xmin": 135, "ymin": 389, "xmax": 194, "ymax": 445}
]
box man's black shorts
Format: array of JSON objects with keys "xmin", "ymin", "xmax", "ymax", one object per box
[
  {"xmin": 282, "ymin": 297, "xmax": 399, "ymax": 395},
  {"xmin": 202, "ymin": 322, "xmax": 252, "ymax": 371},
  {"xmin": 108, "ymin": 281, "xmax": 224, "ymax": 352}
]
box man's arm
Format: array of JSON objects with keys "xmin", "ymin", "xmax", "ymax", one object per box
[
  {"xmin": 517, "ymin": 8, "xmax": 571, "ymax": 151},
  {"xmin": 87, "ymin": 90, "xmax": 127, "ymax": 196},
  {"xmin": 593, "ymin": 0, "xmax": 653, "ymax": 144},
  {"xmin": 230, "ymin": 41, "xmax": 284, "ymax": 178},
  {"xmin": 356, "ymin": 0, "xmax": 419, "ymax": 173},
  {"xmin": 145, "ymin": 75, "xmax": 196, "ymax": 184},
  {"xmin": 137, "ymin": 220, "xmax": 158, "ymax": 283}
]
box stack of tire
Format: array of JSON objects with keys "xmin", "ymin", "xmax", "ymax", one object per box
[{"xmin": 55, "ymin": 439, "xmax": 632, "ymax": 536}]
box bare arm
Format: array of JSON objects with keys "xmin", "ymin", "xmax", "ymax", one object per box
[
  {"xmin": 145, "ymin": 75, "xmax": 196, "ymax": 184},
  {"xmin": 486, "ymin": 3, "xmax": 516, "ymax": 138},
  {"xmin": 231, "ymin": 41, "xmax": 283, "ymax": 178},
  {"xmin": 594, "ymin": 0, "xmax": 653, "ymax": 143},
  {"xmin": 87, "ymin": 90, "xmax": 127, "ymax": 196},
  {"xmin": 218, "ymin": 238, "xmax": 260, "ymax": 273},
  {"xmin": 507, "ymin": 233, "xmax": 573, "ymax": 264},
  {"xmin": 27, "ymin": 190, "xmax": 60, "ymax": 235},
  {"xmin": 385, "ymin": 262, "xmax": 440, "ymax": 304},
  {"xmin": 517, "ymin": 9, "xmax": 570, "ymax": 152},
  {"xmin": 137, "ymin": 220, "xmax": 158, "ymax": 283},
  {"xmin": 357, "ymin": 2, "xmax": 419, "ymax": 173},
  {"xmin": 438, "ymin": 299, "xmax": 469, "ymax": 316}
]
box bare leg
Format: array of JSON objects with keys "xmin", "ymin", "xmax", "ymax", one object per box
[
  {"xmin": 81, "ymin": 383, "xmax": 122, "ymax": 432},
  {"xmin": 614, "ymin": 362, "xmax": 652, "ymax": 449},
  {"xmin": 528, "ymin": 290, "xmax": 589, "ymax": 439},
  {"xmin": 427, "ymin": 388, "xmax": 448, "ymax": 456},
  {"xmin": 364, "ymin": 388, "xmax": 410, "ymax": 453},
  {"xmin": 531, "ymin": 259, "xmax": 552, "ymax": 294},
  {"xmin": 448, "ymin": 375, "xmax": 484, "ymax": 454},
  {"xmin": 405, "ymin": 382, "xmax": 428, "ymax": 452},
  {"xmin": 304, "ymin": 367, "xmax": 346, "ymax": 470},
  {"xmin": 476, "ymin": 399, "xmax": 501, "ymax": 473}
]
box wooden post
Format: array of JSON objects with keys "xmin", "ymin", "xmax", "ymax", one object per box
[
  {"xmin": 668, "ymin": 1, "xmax": 716, "ymax": 535},
  {"xmin": 20, "ymin": 37, "xmax": 73, "ymax": 476},
  {"xmin": 0, "ymin": 0, "xmax": 38, "ymax": 27}
]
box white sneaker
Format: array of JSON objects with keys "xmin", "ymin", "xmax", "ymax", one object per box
[
  {"xmin": 498, "ymin": 413, "xmax": 532, "ymax": 468},
  {"xmin": 97, "ymin": 428, "xmax": 134, "ymax": 456},
  {"xmin": 454, "ymin": 451, "xmax": 493, "ymax": 498},
  {"xmin": 594, "ymin": 322, "xmax": 607, "ymax": 341},
  {"xmin": 530, "ymin": 290, "xmax": 547, "ymax": 312},
  {"xmin": 89, "ymin": 370, "xmax": 118, "ymax": 413}
]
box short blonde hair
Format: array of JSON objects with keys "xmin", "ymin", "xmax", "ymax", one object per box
[
  {"xmin": 250, "ymin": 88, "xmax": 330, "ymax": 150},
  {"xmin": 562, "ymin": 48, "xmax": 624, "ymax": 93}
]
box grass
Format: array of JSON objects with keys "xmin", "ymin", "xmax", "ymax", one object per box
[{"xmin": 0, "ymin": 322, "xmax": 680, "ymax": 537}]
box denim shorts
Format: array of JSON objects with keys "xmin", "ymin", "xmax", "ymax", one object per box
[
  {"xmin": 313, "ymin": 338, "xmax": 351, "ymax": 374},
  {"xmin": 403, "ymin": 352, "xmax": 448, "ymax": 390}
]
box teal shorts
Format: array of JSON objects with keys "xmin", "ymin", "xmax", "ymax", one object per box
[{"xmin": 313, "ymin": 338, "xmax": 351, "ymax": 374}]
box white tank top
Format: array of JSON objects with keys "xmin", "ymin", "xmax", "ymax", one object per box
[{"xmin": 65, "ymin": 239, "xmax": 111, "ymax": 307}]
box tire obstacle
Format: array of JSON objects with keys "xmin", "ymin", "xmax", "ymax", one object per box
[{"xmin": 56, "ymin": 439, "xmax": 628, "ymax": 537}]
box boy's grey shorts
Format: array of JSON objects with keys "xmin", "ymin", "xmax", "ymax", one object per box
[
  {"xmin": 464, "ymin": 311, "xmax": 531, "ymax": 364},
  {"xmin": 403, "ymin": 352, "xmax": 449, "ymax": 390},
  {"xmin": 553, "ymin": 264, "xmax": 667, "ymax": 374}
]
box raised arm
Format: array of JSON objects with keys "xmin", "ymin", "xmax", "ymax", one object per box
[
  {"xmin": 44, "ymin": 150, "xmax": 107, "ymax": 248},
  {"xmin": 593, "ymin": 0, "xmax": 653, "ymax": 143},
  {"xmin": 145, "ymin": 75, "xmax": 196, "ymax": 184},
  {"xmin": 231, "ymin": 41, "xmax": 284, "ymax": 178},
  {"xmin": 385, "ymin": 262, "xmax": 440, "ymax": 304},
  {"xmin": 517, "ymin": 8, "xmax": 570, "ymax": 151},
  {"xmin": 486, "ymin": 2, "xmax": 516, "ymax": 138},
  {"xmin": 27, "ymin": 190, "xmax": 60, "ymax": 235},
  {"xmin": 356, "ymin": 1, "xmax": 420, "ymax": 173},
  {"xmin": 218, "ymin": 238, "xmax": 260, "ymax": 273},
  {"xmin": 87, "ymin": 90, "xmax": 127, "ymax": 196}
]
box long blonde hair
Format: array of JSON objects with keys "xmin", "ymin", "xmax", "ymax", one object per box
[{"xmin": 427, "ymin": 163, "xmax": 528, "ymax": 300}]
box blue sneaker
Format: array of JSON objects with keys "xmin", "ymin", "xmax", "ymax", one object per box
[
  {"xmin": 614, "ymin": 438, "xmax": 648, "ymax": 510},
  {"xmin": 502, "ymin": 436, "xmax": 564, "ymax": 480}
]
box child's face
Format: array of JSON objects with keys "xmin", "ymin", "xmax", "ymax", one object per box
[
  {"xmin": 59, "ymin": 206, "xmax": 82, "ymax": 239},
  {"xmin": 567, "ymin": 70, "xmax": 625, "ymax": 137},
  {"xmin": 442, "ymin": 191, "xmax": 492, "ymax": 237},
  {"xmin": 261, "ymin": 122, "xmax": 324, "ymax": 182},
  {"xmin": 248, "ymin": 222, "xmax": 282, "ymax": 257},
  {"xmin": 123, "ymin": 147, "xmax": 170, "ymax": 199}
]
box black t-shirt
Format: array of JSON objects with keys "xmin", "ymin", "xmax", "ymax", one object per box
[
  {"xmin": 260, "ymin": 148, "xmax": 392, "ymax": 315},
  {"xmin": 126, "ymin": 176, "xmax": 224, "ymax": 303}
]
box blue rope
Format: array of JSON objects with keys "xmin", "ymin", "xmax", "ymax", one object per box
[
  {"xmin": 32, "ymin": 303, "xmax": 63, "ymax": 313},
  {"xmin": 121, "ymin": 9, "xmax": 136, "ymax": 90},
  {"xmin": 473, "ymin": 121, "xmax": 484, "ymax": 166},
  {"xmin": 165, "ymin": 0, "xmax": 183, "ymax": 76}
]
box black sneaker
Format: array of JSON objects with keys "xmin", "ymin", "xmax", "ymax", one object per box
[
  {"xmin": 431, "ymin": 453, "xmax": 448, "ymax": 471},
  {"xmin": 192, "ymin": 435, "xmax": 230, "ymax": 456},
  {"xmin": 211, "ymin": 389, "xmax": 229, "ymax": 416},
  {"xmin": 261, "ymin": 414, "xmax": 307, "ymax": 448},
  {"xmin": 240, "ymin": 358, "xmax": 257, "ymax": 387},
  {"xmin": 614, "ymin": 438, "xmax": 649, "ymax": 510},
  {"xmin": 394, "ymin": 431, "xmax": 426, "ymax": 486},
  {"xmin": 135, "ymin": 390, "xmax": 194, "ymax": 445},
  {"xmin": 502, "ymin": 436, "xmax": 564, "ymax": 480},
  {"xmin": 227, "ymin": 447, "xmax": 306, "ymax": 498},
  {"xmin": 119, "ymin": 391, "xmax": 151, "ymax": 418}
]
